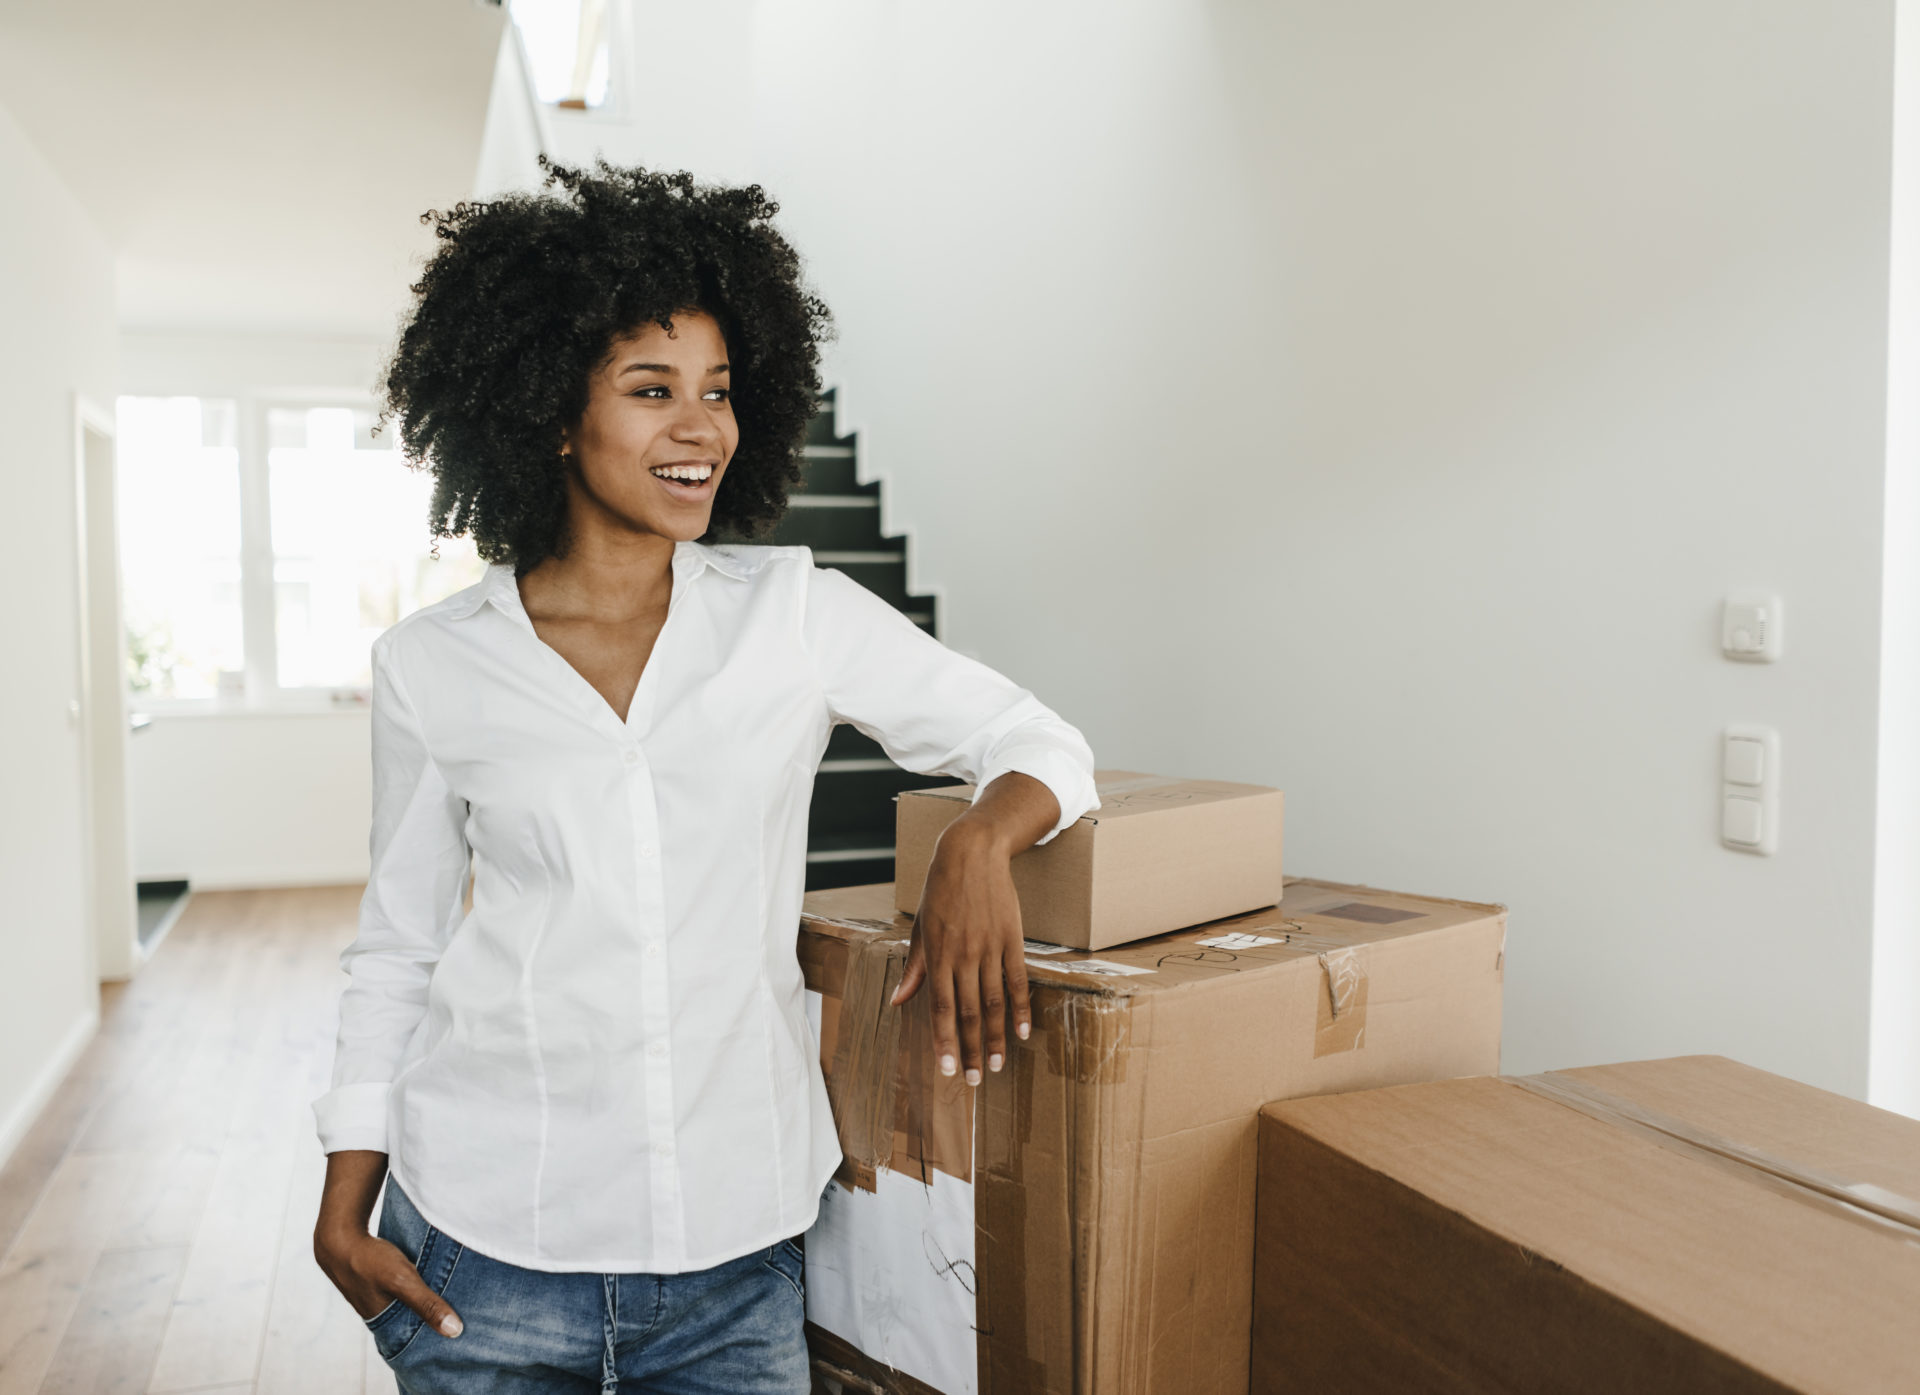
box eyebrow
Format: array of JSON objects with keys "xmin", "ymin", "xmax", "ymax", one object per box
[{"xmin": 615, "ymin": 361, "xmax": 731, "ymax": 377}]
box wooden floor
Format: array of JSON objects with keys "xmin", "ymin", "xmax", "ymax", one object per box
[{"xmin": 0, "ymin": 887, "xmax": 398, "ymax": 1395}]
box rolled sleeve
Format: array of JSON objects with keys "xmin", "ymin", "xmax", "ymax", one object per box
[
  {"xmin": 971, "ymin": 740, "xmax": 1098, "ymax": 845},
  {"xmin": 310, "ymin": 637, "xmax": 470, "ymax": 1156},
  {"xmin": 801, "ymin": 561, "xmax": 1099, "ymax": 842}
]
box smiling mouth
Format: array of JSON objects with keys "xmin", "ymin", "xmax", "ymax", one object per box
[{"xmin": 649, "ymin": 462, "xmax": 716, "ymax": 493}]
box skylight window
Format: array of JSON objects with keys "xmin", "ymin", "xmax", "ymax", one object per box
[{"xmin": 508, "ymin": 0, "xmax": 610, "ymax": 109}]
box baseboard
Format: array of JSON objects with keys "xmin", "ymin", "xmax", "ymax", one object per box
[
  {"xmin": 0, "ymin": 1006, "xmax": 98, "ymax": 1175},
  {"xmin": 182, "ymin": 866, "xmax": 369, "ymax": 891}
]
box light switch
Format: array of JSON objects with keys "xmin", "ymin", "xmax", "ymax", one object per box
[
  {"xmin": 1724, "ymin": 737, "xmax": 1766, "ymax": 787},
  {"xmin": 1720, "ymin": 724, "xmax": 1779, "ymax": 855},
  {"xmin": 1722, "ymin": 592, "xmax": 1783, "ymax": 662},
  {"xmin": 1722, "ymin": 796, "xmax": 1765, "ymax": 847}
]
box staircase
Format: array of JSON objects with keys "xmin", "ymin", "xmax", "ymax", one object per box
[{"xmin": 720, "ymin": 393, "xmax": 952, "ymax": 891}]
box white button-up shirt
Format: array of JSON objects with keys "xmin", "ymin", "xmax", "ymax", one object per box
[{"xmin": 311, "ymin": 540, "xmax": 1098, "ymax": 1274}]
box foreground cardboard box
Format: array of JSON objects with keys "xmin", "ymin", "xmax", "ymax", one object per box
[
  {"xmin": 1253, "ymin": 1056, "xmax": 1920, "ymax": 1395},
  {"xmin": 893, "ymin": 770, "xmax": 1285, "ymax": 950},
  {"xmin": 799, "ymin": 877, "xmax": 1505, "ymax": 1395}
]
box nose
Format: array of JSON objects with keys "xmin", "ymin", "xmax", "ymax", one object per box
[{"xmin": 667, "ymin": 393, "xmax": 721, "ymax": 449}]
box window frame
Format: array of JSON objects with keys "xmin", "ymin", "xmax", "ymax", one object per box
[{"xmin": 125, "ymin": 390, "xmax": 449, "ymax": 715}]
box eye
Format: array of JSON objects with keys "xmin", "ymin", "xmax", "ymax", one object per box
[
  {"xmin": 630, "ymin": 385, "xmax": 670, "ymax": 399},
  {"xmin": 703, "ymin": 387, "xmax": 731, "ymax": 402}
]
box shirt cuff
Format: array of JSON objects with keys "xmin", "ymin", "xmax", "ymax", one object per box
[
  {"xmin": 972, "ymin": 744, "xmax": 1100, "ymax": 846},
  {"xmin": 313, "ymin": 1081, "xmax": 392, "ymax": 1154}
]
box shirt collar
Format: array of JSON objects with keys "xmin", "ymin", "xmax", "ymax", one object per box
[{"xmin": 445, "ymin": 540, "xmax": 752, "ymax": 623}]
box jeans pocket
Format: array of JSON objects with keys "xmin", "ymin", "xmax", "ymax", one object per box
[
  {"xmin": 365, "ymin": 1294, "xmax": 419, "ymax": 1362},
  {"xmin": 367, "ymin": 1293, "xmax": 422, "ymax": 1362},
  {"xmin": 369, "ymin": 1198, "xmax": 466, "ymax": 1364},
  {"xmin": 762, "ymin": 1237, "xmax": 805, "ymax": 1304}
]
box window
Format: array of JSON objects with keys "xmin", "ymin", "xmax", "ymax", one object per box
[
  {"xmin": 117, "ymin": 397, "xmax": 244, "ymax": 700},
  {"xmin": 509, "ymin": 0, "xmax": 610, "ymax": 109},
  {"xmin": 116, "ymin": 396, "xmax": 486, "ymax": 708}
]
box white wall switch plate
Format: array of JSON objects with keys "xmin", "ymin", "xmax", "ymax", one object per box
[
  {"xmin": 1722, "ymin": 592, "xmax": 1783, "ymax": 662},
  {"xmin": 1721, "ymin": 724, "xmax": 1779, "ymax": 855}
]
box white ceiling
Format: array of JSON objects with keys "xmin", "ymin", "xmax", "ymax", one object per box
[{"xmin": 0, "ymin": 0, "xmax": 505, "ymax": 338}]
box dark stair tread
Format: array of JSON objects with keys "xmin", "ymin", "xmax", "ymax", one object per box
[
  {"xmin": 779, "ymin": 392, "xmax": 944, "ymax": 873},
  {"xmin": 805, "ymin": 830, "xmax": 897, "ymax": 860},
  {"xmin": 796, "ymin": 453, "xmax": 876, "ymax": 495}
]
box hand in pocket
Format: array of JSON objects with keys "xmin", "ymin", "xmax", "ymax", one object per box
[{"xmin": 315, "ymin": 1227, "xmax": 465, "ymax": 1336}]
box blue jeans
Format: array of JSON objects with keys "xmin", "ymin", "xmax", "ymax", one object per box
[{"xmin": 367, "ymin": 1179, "xmax": 810, "ymax": 1394}]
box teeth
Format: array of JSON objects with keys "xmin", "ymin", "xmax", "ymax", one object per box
[{"xmin": 650, "ymin": 464, "xmax": 713, "ymax": 482}]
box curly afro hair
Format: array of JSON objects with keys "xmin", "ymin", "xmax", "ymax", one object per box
[{"xmin": 379, "ymin": 159, "xmax": 832, "ymax": 574}]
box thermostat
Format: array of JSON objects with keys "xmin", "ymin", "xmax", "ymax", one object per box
[{"xmin": 1722, "ymin": 593, "xmax": 1782, "ymax": 662}]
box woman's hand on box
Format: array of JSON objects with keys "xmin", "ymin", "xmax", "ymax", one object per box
[{"xmin": 891, "ymin": 771, "xmax": 1059, "ymax": 1085}]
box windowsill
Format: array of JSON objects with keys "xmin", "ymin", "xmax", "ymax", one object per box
[{"xmin": 129, "ymin": 698, "xmax": 372, "ymax": 719}]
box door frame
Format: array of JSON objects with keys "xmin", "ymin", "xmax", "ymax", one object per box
[{"xmin": 73, "ymin": 392, "xmax": 139, "ymax": 981}]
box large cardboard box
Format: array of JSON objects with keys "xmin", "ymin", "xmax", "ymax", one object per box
[
  {"xmin": 799, "ymin": 876, "xmax": 1505, "ymax": 1395},
  {"xmin": 1253, "ymin": 1056, "xmax": 1920, "ymax": 1395},
  {"xmin": 892, "ymin": 770, "xmax": 1285, "ymax": 950}
]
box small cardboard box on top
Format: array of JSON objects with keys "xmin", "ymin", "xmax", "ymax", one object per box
[
  {"xmin": 893, "ymin": 770, "xmax": 1285, "ymax": 951},
  {"xmin": 798, "ymin": 876, "xmax": 1506, "ymax": 1395},
  {"xmin": 1252, "ymin": 1056, "xmax": 1920, "ymax": 1395}
]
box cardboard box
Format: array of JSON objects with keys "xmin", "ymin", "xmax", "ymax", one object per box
[
  {"xmin": 1252, "ymin": 1056, "xmax": 1920, "ymax": 1395},
  {"xmin": 798, "ymin": 876, "xmax": 1506, "ymax": 1395},
  {"xmin": 893, "ymin": 770, "xmax": 1285, "ymax": 951}
]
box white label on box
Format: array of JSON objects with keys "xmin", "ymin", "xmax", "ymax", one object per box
[
  {"xmin": 1053, "ymin": 958, "xmax": 1155, "ymax": 977},
  {"xmin": 1023, "ymin": 940, "xmax": 1073, "ymax": 955},
  {"xmin": 1196, "ymin": 932, "xmax": 1284, "ymax": 950},
  {"xmin": 803, "ymin": 991, "xmax": 979, "ymax": 1395}
]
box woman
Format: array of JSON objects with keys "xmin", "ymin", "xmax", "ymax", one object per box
[{"xmin": 309, "ymin": 161, "xmax": 1098, "ymax": 1393}]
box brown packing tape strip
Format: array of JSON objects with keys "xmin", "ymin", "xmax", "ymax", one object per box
[
  {"xmin": 1513, "ymin": 1072, "xmax": 1920, "ymax": 1244},
  {"xmin": 889, "ymin": 974, "xmax": 975, "ymax": 1186},
  {"xmin": 978, "ymin": 994, "xmax": 1094, "ymax": 1393},
  {"xmin": 805, "ymin": 1322, "xmax": 948, "ymax": 1395},
  {"xmin": 975, "ymin": 1050, "xmax": 1023, "ymax": 1393},
  {"xmin": 818, "ymin": 929, "xmax": 976, "ymax": 1192},
  {"xmin": 826, "ymin": 935, "xmax": 908, "ymax": 1192},
  {"xmin": 1312, "ymin": 944, "xmax": 1370, "ymax": 1057},
  {"xmin": 1040, "ymin": 989, "xmax": 1133, "ymax": 1085}
]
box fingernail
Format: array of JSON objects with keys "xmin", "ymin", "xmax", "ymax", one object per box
[
  {"xmin": 940, "ymin": 1054, "xmax": 956, "ymax": 1076},
  {"xmin": 989, "ymin": 1053, "xmax": 1003, "ymax": 1072},
  {"xmin": 440, "ymin": 1314, "xmax": 463, "ymax": 1338},
  {"xmin": 1017, "ymin": 1022, "xmax": 1030, "ymax": 1040},
  {"xmin": 965, "ymin": 1068, "xmax": 982, "ymax": 1087}
]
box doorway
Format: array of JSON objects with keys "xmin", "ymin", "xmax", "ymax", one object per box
[{"xmin": 73, "ymin": 394, "xmax": 139, "ymax": 981}]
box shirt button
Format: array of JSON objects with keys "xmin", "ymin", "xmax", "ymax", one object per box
[
  {"xmin": 623, "ymin": 748, "xmax": 641, "ymax": 766},
  {"xmin": 654, "ymin": 1141, "xmax": 674, "ymax": 1159},
  {"xmin": 648, "ymin": 1040, "xmax": 668, "ymax": 1059},
  {"xmin": 639, "ymin": 842, "xmax": 658, "ymax": 858},
  {"xmin": 644, "ymin": 941, "xmax": 662, "ymax": 958}
]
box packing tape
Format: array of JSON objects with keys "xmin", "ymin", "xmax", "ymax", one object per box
[
  {"xmin": 889, "ymin": 979, "xmax": 975, "ymax": 1186},
  {"xmin": 805, "ymin": 1321, "xmax": 948, "ymax": 1395},
  {"xmin": 1040, "ymin": 990, "xmax": 1133, "ymax": 1085},
  {"xmin": 820, "ymin": 930, "xmax": 980, "ymax": 1191},
  {"xmin": 1513, "ymin": 1072, "xmax": 1920, "ymax": 1243},
  {"xmin": 1312, "ymin": 944, "xmax": 1370, "ymax": 1057},
  {"xmin": 826, "ymin": 935, "xmax": 909, "ymax": 1192},
  {"xmin": 979, "ymin": 1040, "xmax": 1052, "ymax": 1392}
]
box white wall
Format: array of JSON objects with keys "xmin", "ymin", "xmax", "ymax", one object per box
[
  {"xmin": 732, "ymin": 0, "xmax": 1903, "ymax": 1099},
  {"xmin": 0, "ymin": 98, "xmax": 116, "ymax": 1161},
  {"xmin": 1874, "ymin": 1, "xmax": 1920, "ymax": 1117},
  {"xmin": 127, "ymin": 713, "xmax": 372, "ymax": 889},
  {"xmin": 119, "ymin": 331, "xmax": 387, "ymax": 889}
]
